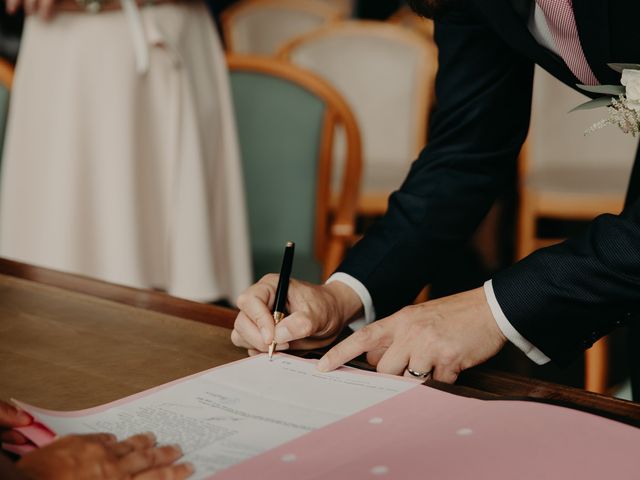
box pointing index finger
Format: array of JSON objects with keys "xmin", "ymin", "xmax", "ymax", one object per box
[{"xmin": 316, "ymin": 323, "xmax": 387, "ymax": 372}]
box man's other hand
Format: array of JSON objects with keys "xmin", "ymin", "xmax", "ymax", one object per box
[{"xmin": 317, "ymin": 287, "xmax": 507, "ymax": 383}]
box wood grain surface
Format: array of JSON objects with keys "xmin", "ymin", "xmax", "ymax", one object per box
[{"xmin": 0, "ymin": 274, "xmax": 244, "ymax": 410}]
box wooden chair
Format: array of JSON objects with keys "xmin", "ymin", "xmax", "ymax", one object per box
[
  {"xmin": 279, "ymin": 20, "xmax": 437, "ymax": 217},
  {"xmin": 227, "ymin": 55, "xmax": 362, "ymax": 282},
  {"xmin": 388, "ymin": 4, "xmax": 435, "ymax": 40},
  {"xmin": 221, "ymin": 0, "xmax": 343, "ymax": 56},
  {"xmin": 518, "ymin": 67, "xmax": 638, "ymax": 394},
  {"xmin": 0, "ymin": 59, "xmax": 14, "ymax": 161}
]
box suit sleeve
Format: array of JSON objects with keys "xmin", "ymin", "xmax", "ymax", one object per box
[
  {"xmin": 492, "ymin": 198, "xmax": 640, "ymax": 365},
  {"xmin": 336, "ymin": 4, "xmax": 534, "ymax": 319}
]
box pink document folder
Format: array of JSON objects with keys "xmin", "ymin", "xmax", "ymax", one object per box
[
  {"xmin": 216, "ymin": 385, "xmax": 640, "ymax": 479},
  {"xmin": 4, "ymin": 355, "xmax": 640, "ymax": 479}
]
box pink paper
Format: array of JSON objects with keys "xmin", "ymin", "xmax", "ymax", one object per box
[
  {"xmin": 216, "ymin": 386, "xmax": 640, "ymax": 480},
  {"xmin": 2, "ymin": 443, "xmax": 37, "ymax": 455},
  {"xmin": 13, "ymin": 423, "xmax": 56, "ymax": 447},
  {"xmin": 1, "ymin": 421, "xmax": 56, "ymax": 457}
]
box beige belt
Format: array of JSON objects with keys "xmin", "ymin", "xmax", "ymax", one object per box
[{"xmin": 54, "ymin": 0, "xmax": 196, "ymax": 74}]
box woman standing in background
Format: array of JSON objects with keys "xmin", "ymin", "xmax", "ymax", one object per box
[{"xmin": 0, "ymin": 0, "xmax": 252, "ymax": 303}]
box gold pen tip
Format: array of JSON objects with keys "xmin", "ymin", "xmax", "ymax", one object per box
[
  {"xmin": 268, "ymin": 342, "xmax": 275, "ymax": 360},
  {"xmin": 286, "ymin": 241, "xmax": 294, "ymax": 247}
]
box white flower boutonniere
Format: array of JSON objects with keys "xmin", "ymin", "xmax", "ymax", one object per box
[{"xmin": 572, "ymin": 63, "xmax": 640, "ymax": 136}]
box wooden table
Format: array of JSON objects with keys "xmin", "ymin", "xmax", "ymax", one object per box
[{"xmin": 1, "ymin": 258, "xmax": 639, "ymax": 427}]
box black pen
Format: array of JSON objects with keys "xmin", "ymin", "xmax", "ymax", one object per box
[{"xmin": 269, "ymin": 241, "xmax": 295, "ymax": 360}]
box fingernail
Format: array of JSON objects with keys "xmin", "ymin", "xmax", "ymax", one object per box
[
  {"xmin": 317, "ymin": 358, "xmax": 328, "ymax": 372},
  {"xmin": 260, "ymin": 328, "xmax": 270, "ymax": 344},
  {"xmin": 144, "ymin": 432, "xmax": 157, "ymax": 443},
  {"xmin": 171, "ymin": 444, "xmax": 183, "ymax": 456},
  {"xmin": 275, "ymin": 343, "xmax": 290, "ymax": 351},
  {"xmin": 184, "ymin": 462, "xmax": 195, "ymax": 474},
  {"xmin": 274, "ymin": 325, "xmax": 291, "ymax": 343}
]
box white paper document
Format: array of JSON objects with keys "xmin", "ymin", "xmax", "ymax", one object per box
[{"xmin": 21, "ymin": 354, "xmax": 417, "ymax": 479}]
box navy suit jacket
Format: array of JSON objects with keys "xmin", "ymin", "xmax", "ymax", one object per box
[{"xmin": 337, "ymin": 0, "xmax": 640, "ymax": 376}]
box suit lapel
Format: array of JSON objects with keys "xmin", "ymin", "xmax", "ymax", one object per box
[
  {"xmin": 573, "ymin": 0, "xmax": 618, "ymax": 85},
  {"xmin": 478, "ymin": 0, "xmax": 578, "ymax": 89},
  {"xmin": 478, "ymin": 0, "xmax": 640, "ymax": 203},
  {"xmin": 479, "ymin": 0, "xmax": 629, "ymax": 92}
]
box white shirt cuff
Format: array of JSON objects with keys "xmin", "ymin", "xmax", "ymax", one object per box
[
  {"xmin": 325, "ymin": 272, "xmax": 376, "ymax": 330},
  {"xmin": 484, "ymin": 280, "xmax": 551, "ymax": 365}
]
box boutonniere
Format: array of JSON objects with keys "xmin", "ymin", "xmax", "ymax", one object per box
[{"xmin": 572, "ymin": 63, "xmax": 640, "ymax": 136}]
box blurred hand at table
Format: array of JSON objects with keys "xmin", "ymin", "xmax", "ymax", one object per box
[
  {"xmin": 16, "ymin": 432, "xmax": 194, "ymax": 480},
  {"xmin": 231, "ymin": 275, "xmax": 364, "ymax": 355},
  {"xmin": 0, "ymin": 400, "xmax": 192, "ymax": 479},
  {"xmin": 0, "ymin": 401, "xmax": 31, "ymax": 446},
  {"xmin": 317, "ymin": 287, "xmax": 508, "ymax": 383},
  {"xmin": 5, "ymin": 0, "xmax": 58, "ymax": 19}
]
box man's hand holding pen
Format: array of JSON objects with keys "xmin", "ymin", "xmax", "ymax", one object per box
[{"xmin": 231, "ymin": 277, "xmax": 363, "ymax": 355}]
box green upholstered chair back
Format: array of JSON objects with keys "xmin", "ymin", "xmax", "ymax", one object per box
[
  {"xmin": 0, "ymin": 83, "xmax": 9, "ymax": 160},
  {"xmin": 230, "ymin": 64, "xmax": 326, "ymax": 282},
  {"xmin": 228, "ymin": 56, "xmax": 362, "ymax": 283}
]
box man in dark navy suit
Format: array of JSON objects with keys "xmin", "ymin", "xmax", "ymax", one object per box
[{"xmin": 232, "ymin": 0, "xmax": 640, "ymax": 397}]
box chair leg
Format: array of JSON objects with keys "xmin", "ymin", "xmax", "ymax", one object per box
[
  {"xmin": 414, "ymin": 286, "xmax": 429, "ymax": 304},
  {"xmin": 516, "ymin": 189, "xmax": 536, "ymax": 260},
  {"xmin": 584, "ymin": 336, "xmax": 609, "ymax": 394},
  {"xmin": 322, "ymin": 238, "xmax": 345, "ymax": 282}
]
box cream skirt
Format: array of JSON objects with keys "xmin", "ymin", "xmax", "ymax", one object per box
[{"xmin": 0, "ymin": 3, "xmax": 252, "ymax": 302}]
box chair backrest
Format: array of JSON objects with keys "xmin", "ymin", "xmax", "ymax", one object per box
[
  {"xmin": 227, "ymin": 55, "xmax": 361, "ymax": 282},
  {"xmin": 221, "ymin": 0, "xmax": 343, "ymax": 56},
  {"xmin": 0, "ymin": 59, "xmax": 13, "ymax": 161},
  {"xmin": 279, "ymin": 21, "xmax": 436, "ymax": 190},
  {"xmin": 525, "ymin": 66, "xmax": 637, "ymax": 180},
  {"xmin": 388, "ymin": 5, "xmax": 435, "ymax": 41}
]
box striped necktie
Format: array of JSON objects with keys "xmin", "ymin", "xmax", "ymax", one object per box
[{"xmin": 535, "ymin": 0, "xmax": 599, "ymax": 85}]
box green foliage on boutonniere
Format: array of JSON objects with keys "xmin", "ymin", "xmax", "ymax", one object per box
[{"xmin": 571, "ymin": 64, "xmax": 640, "ymax": 136}]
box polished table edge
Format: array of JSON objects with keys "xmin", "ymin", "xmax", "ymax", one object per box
[
  {"xmin": 1, "ymin": 257, "xmax": 639, "ymax": 426},
  {"xmin": 0, "ymin": 257, "xmax": 237, "ymax": 329},
  {"xmin": 456, "ymin": 368, "xmax": 640, "ymax": 427}
]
